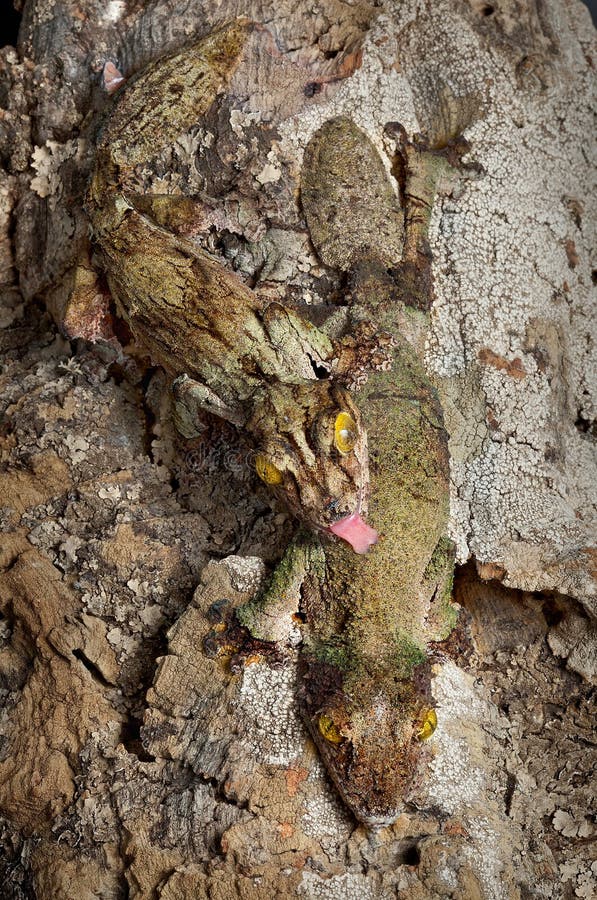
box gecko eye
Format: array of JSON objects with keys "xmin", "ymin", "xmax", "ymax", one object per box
[
  {"xmin": 416, "ymin": 708, "xmax": 437, "ymax": 741},
  {"xmin": 334, "ymin": 412, "xmax": 358, "ymax": 454},
  {"xmin": 254, "ymin": 453, "xmax": 283, "ymax": 485},
  {"xmin": 317, "ymin": 713, "xmax": 344, "ymax": 745}
]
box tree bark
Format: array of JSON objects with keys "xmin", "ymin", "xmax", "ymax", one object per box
[{"xmin": 0, "ymin": 1, "xmax": 595, "ymax": 897}]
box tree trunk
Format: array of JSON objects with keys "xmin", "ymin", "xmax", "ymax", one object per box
[{"xmin": 0, "ymin": 1, "xmax": 595, "ymax": 897}]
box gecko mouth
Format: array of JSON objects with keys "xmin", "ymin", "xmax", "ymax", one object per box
[{"xmin": 327, "ymin": 512, "xmax": 378, "ymax": 554}]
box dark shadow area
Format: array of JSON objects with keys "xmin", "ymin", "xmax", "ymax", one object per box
[
  {"xmin": 584, "ymin": 0, "xmax": 597, "ymax": 24},
  {"xmin": 0, "ymin": 1, "xmax": 21, "ymax": 48}
]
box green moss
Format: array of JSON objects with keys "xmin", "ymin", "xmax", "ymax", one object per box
[
  {"xmin": 310, "ymin": 636, "xmax": 355, "ymax": 672},
  {"xmin": 424, "ymin": 536, "xmax": 454, "ymax": 582},
  {"xmin": 235, "ymin": 599, "xmax": 262, "ymax": 632},
  {"xmin": 390, "ymin": 630, "xmax": 427, "ymax": 679},
  {"xmin": 236, "ymin": 533, "xmax": 325, "ymax": 640},
  {"xmin": 424, "ymin": 536, "xmax": 459, "ymax": 640},
  {"xmin": 435, "ymin": 569, "xmax": 459, "ymax": 639}
]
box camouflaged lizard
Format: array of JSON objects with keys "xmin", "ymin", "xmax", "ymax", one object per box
[
  {"xmin": 76, "ymin": 20, "xmax": 378, "ymax": 551},
  {"xmin": 218, "ymin": 113, "xmax": 480, "ymax": 826},
  {"xmin": 76, "ymin": 14, "xmax": 476, "ymax": 824}
]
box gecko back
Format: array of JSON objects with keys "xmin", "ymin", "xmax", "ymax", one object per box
[
  {"xmin": 81, "ymin": 22, "xmax": 379, "ymax": 548},
  {"xmin": 296, "ymin": 117, "xmax": 457, "ymax": 825}
]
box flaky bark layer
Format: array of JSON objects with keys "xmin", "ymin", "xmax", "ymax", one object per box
[{"xmin": 0, "ymin": 1, "xmax": 595, "ymax": 897}]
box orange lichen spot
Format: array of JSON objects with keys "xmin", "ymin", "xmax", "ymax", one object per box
[
  {"xmin": 443, "ymin": 820, "xmax": 470, "ymax": 838},
  {"xmin": 478, "ymin": 347, "xmax": 527, "ymax": 380},
  {"xmin": 243, "ymin": 653, "xmax": 264, "ymax": 666},
  {"xmin": 285, "ymin": 765, "xmax": 309, "ymax": 798}
]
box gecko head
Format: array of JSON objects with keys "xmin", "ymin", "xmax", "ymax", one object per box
[
  {"xmin": 300, "ymin": 655, "xmax": 437, "ymax": 826},
  {"xmin": 249, "ymin": 380, "xmax": 377, "ymax": 552}
]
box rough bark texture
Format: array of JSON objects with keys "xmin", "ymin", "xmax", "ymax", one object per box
[{"xmin": 0, "ymin": 1, "xmax": 595, "ymax": 898}]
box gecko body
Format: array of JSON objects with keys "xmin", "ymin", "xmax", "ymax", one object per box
[
  {"xmin": 80, "ymin": 20, "xmax": 376, "ymax": 550},
  {"xmin": 80, "ymin": 18, "xmax": 468, "ymax": 825},
  {"xmin": 233, "ymin": 118, "xmax": 464, "ymax": 825}
]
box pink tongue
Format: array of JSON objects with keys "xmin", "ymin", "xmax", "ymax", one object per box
[{"xmin": 328, "ymin": 513, "xmax": 379, "ymax": 554}]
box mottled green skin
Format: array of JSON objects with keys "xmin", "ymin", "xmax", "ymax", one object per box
[
  {"xmin": 242, "ymin": 320, "xmax": 454, "ymax": 826},
  {"xmin": 313, "ymin": 336, "xmax": 452, "ymax": 658},
  {"xmin": 297, "ymin": 312, "xmax": 454, "ymax": 825},
  {"xmin": 240, "ymin": 119, "xmax": 458, "ymax": 825},
  {"xmin": 82, "ymin": 22, "xmax": 370, "ymax": 533}
]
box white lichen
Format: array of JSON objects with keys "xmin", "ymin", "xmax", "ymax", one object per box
[
  {"xmin": 237, "ymin": 658, "xmax": 305, "ymax": 765},
  {"xmin": 274, "ymin": 0, "xmax": 596, "ymax": 622},
  {"xmin": 298, "ymin": 871, "xmax": 380, "ymax": 900}
]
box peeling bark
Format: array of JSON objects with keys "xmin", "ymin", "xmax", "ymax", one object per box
[{"xmin": 0, "ymin": 1, "xmax": 595, "ymax": 898}]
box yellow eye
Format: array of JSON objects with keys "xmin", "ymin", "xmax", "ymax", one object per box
[
  {"xmin": 254, "ymin": 453, "xmax": 283, "ymax": 485},
  {"xmin": 318, "ymin": 713, "xmax": 344, "ymax": 744},
  {"xmin": 334, "ymin": 412, "xmax": 357, "ymax": 454},
  {"xmin": 416, "ymin": 708, "xmax": 437, "ymax": 741}
]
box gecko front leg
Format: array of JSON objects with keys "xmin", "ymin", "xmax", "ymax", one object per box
[
  {"xmin": 236, "ymin": 533, "xmax": 324, "ymax": 643},
  {"xmin": 203, "ymin": 532, "xmax": 323, "ymax": 665}
]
